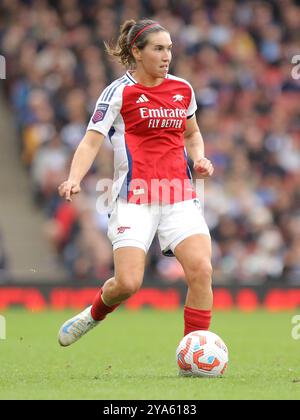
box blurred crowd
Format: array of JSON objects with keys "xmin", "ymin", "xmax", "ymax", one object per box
[{"xmin": 0, "ymin": 0, "xmax": 300, "ymax": 285}]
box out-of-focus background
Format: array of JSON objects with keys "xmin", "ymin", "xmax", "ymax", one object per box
[{"xmin": 0, "ymin": 0, "xmax": 299, "ymax": 310}]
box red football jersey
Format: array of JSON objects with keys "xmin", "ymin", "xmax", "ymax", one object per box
[{"xmin": 87, "ymin": 71, "xmax": 197, "ymax": 205}]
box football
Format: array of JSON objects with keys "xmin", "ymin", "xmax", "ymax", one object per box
[{"xmin": 176, "ymin": 330, "xmax": 228, "ymax": 377}]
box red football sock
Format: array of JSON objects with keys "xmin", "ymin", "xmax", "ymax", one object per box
[
  {"xmin": 184, "ymin": 306, "xmax": 211, "ymax": 336},
  {"xmin": 91, "ymin": 288, "xmax": 120, "ymax": 321}
]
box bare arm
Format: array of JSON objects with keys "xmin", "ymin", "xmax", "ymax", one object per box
[
  {"xmin": 58, "ymin": 130, "xmax": 105, "ymax": 201},
  {"xmin": 184, "ymin": 116, "xmax": 214, "ymax": 178}
]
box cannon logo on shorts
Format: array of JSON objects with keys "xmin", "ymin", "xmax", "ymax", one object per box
[{"xmin": 117, "ymin": 226, "xmax": 131, "ymax": 234}]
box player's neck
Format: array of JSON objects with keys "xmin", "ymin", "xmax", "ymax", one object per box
[{"xmin": 130, "ymin": 70, "xmax": 165, "ymax": 87}]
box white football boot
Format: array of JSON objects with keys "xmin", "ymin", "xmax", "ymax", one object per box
[{"xmin": 58, "ymin": 305, "xmax": 99, "ymax": 346}]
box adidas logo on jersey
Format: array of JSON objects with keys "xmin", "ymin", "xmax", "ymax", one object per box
[{"xmin": 136, "ymin": 94, "xmax": 149, "ymax": 103}]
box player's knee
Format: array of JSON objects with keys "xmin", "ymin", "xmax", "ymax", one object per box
[
  {"xmin": 116, "ymin": 275, "xmax": 142, "ymax": 299},
  {"xmin": 185, "ymin": 259, "xmax": 212, "ymax": 288}
]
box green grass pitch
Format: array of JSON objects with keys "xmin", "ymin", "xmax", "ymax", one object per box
[{"xmin": 0, "ymin": 308, "xmax": 300, "ymax": 400}]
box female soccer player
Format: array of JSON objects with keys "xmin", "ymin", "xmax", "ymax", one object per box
[{"xmin": 58, "ymin": 19, "xmax": 214, "ymax": 346}]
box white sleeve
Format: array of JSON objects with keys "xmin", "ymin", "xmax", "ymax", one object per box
[
  {"xmin": 87, "ymin": 84, "xmax": 123, "ymax": 137},
  {"xmin": 187, "ymin": 86, "xmax": 197, "ymax": 118}
]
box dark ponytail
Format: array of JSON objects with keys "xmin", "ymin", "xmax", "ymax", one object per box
[{"xmin": 105, "ymin": 19, "xmax": 168, "ymax": 69}]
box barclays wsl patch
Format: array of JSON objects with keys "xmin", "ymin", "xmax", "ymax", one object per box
[{"xmin": 92, "ymin": 103, "xmax": 109, "ymax": 123}]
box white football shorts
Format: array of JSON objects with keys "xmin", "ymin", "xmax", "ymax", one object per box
[{"xmin": 107, "ymin": 198, "xmax": 210, "ymax": 256}]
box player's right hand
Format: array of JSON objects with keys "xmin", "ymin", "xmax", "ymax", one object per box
[{"xmin": 58, "ymin": 180, "xmax": 81, "ymax": 202}]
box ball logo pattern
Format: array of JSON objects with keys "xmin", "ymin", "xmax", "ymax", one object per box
[{"xmin": 176, "ymin": 330, "xmax": 228, "ymax": 377}]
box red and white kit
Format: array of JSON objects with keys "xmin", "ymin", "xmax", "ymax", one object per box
[{"xmin": 87, "ymin": 72, "xmax": 209, "ymax": 255}]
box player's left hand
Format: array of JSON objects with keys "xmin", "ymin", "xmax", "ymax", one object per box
[{"xmin": 193, "ymin": 157, "xmax": 214, "ymax": 178}]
